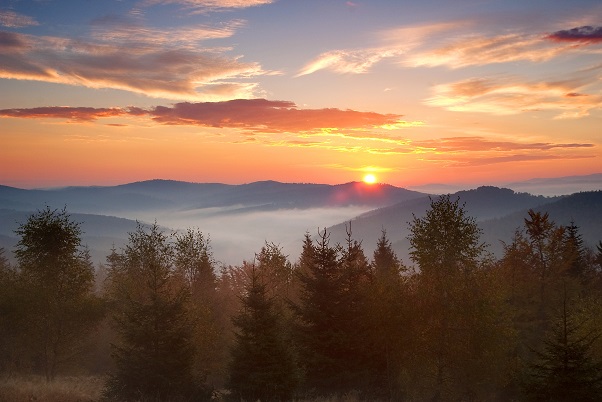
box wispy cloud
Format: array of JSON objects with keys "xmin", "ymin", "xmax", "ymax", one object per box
[
  {"xmin": 296, "ymin": 21, "xmax": 463, "ymax": 76},
  {"xmin": 411, "ymin": 137, "xmax": 594, "ymax": 153},
  {"xmin": 297, "ymin": 17, "xmax": 602, "ymax": 76},
  {"xmin": 296, "ymin": 48, "xmax": 402, "ymax": 76},
  {"xmin": 0, "ymin": 106, "xmax": 129, "ymax": 122},
  {"xmin": 547, "ymin": 26, "xmax": 602, "ymax": 44},
  {"xmin": 432, "ymin": 153, "xmax": 594, "ymax": 168},
  {"xmin": 143, "ymin": 0, "xmax": 274, "ymax": 13},
  {"xmin": 0, "ymin": 25, "xmax": 265, "ymax": 100},
  {"xmin": 0, "ymin": 10, "xmax": 38, "ymax": 28},
  {"xmin": 405, "ymin": 33, "xmax": 578, "ymax": 69},
  {"xmin": 426, "ymin": 74, "xmax": 602, "ymax": 119}
]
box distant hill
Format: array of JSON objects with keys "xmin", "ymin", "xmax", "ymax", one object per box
[
  {"xmin": 3, "ymin": 180, "xmax": 600, "ymax": 267},
  {"xmin": 406, "ymin": 173, "xmax": 602, "ymax": 196},
  {"xmin": 0, "ymin": 180, "xmax": 426, "ymax": 266},
  {"xmin": 0, "ymin": 180, "xmax": 424, "ymax": 214},
  {"xmin": 327, "ymin": 187, "xmax": 602, "ymax": 264},
  {"xmin": 504, "ymin": 173, "xmax": 602, "ymax": 196}
]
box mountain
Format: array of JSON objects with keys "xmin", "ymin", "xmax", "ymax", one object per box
[
  {"xmin": 504, "ymin": 173, "xmax": 602, "ymax": 196},
  {"xmin": 326, "ymin": 187, "xmax": 602, "ymax": 264},
  {"xmin": 4, "ymin": 180, "xmax": 600, "ymax": 268},
  {"xmin": 405, "ymin": 173, "xmax": 602, "ymax": 197},
  {"xmin": 0, "ymin": 180, "xmax": 426, "ymax": 266},
  {"xmin": 0, "ymin": 180, "xmax": 424, "ymax": 214}
]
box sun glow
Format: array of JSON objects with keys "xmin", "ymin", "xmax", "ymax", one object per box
[{"xmin": 363, "ymin": 174, "xmax": 377, "ymax": 184}]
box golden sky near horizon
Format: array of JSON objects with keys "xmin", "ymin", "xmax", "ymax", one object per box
[{"xmin": 1, "ymin": 0, "xmax": 601, "ymax": 188}]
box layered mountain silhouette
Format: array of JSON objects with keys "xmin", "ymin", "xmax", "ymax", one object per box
[
  {"xmin": 327, "ymin": 187, "xmax": 602, "ymax": 263},
  {"xmin": 1, "ymin": 177, "xmax": 600, "ymax": 266}
]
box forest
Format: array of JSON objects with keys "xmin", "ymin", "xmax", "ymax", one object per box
[{"xmin": 1, "ymin": 195, "xmax": 602, "ymax": 401}]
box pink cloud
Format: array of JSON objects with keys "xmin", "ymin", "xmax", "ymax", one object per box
[
  {"xmin": 426, "ymin": 75, "xmax": 602, "ymax": 118},
  {"xmin": 0, "ymin": 106, "xmax": 127, "ymax": 121},
  {"xmin": 0, "ymin": 99, "xmax": 404, "ymax": 133},
  {"xmin": 143, "ymin": 0, "xmax": 274, "ymax": 13},
  {"xmin": 0, "ymin": 10, "xmax": 38, "ymax": 28},
  {"xmin": 148, "ymin": 99, "xmax": 403, "ymax": 132}
]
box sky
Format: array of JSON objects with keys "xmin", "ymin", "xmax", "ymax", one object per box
[{"xmin": 1, "ymin": 0, "xmax": 601, "ymax": 189}]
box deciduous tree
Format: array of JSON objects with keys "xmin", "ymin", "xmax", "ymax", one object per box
[{"xmin": 14, "ymin": 207, "xmax": 102, "ymax": 380}]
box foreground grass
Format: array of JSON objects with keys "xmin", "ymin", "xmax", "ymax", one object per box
[
  {"xmin": 0, "ymin": 376, "xmax": 368, "ymax": 402},
  {"xmin": 0, "ymin": 375, "xmax": 104, "ymax": 402}
]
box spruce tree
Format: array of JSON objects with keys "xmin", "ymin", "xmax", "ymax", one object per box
[
  {"xmin": 105, "ymin": 223, "xmax": 205, "ymax": 401},
  {"xmin": 228, "ymin": 265, "xmax": 299, "ymax": 401},
  {"xmin": 294, "ymin": 229, "xmax": 345, "ymax": 395},
  {"xmin": 564, "ymin": 221, "xmax": 587, "ymax": 279},
  {"xmin": 294, "ymin": 228, "xmax": 373, "ymax": 396},
  {"xmin": 525, "ymin": 294, "xmax": 602, "ymax": 401}
]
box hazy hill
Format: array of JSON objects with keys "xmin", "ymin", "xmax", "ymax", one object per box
[
  {"xmin": 327, "ymin": 187, "xmax": 602, "ymax": 264},
  {"xmin": 3, "ymin": 180, "xmax": 600, "ymax": 268},
  {"xmin": 0, "ymin": 180, "xmax": 425, "ymax": 265},
  {"xmin": 0, "ymin": 180, "xmax": 424, "ymax": 214}
]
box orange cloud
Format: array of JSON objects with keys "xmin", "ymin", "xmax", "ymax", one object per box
[
  {"xmin": 406, "ymin": 33, "xmax": 580, "ymax": 69},
  {"xmin": 148, "ymin": 99, "xmax": 404, "ymax": 132},
  {"xmin": 412, "ymin": 137, "xmax": 594, "ymax": 153},
  {"xmin": 0, "ymin": 99, "xmax": 405, "ymax": 133},
  {"xmin": 426, "ymin": 75, "xmax": 602, "ymax": 118},
  {"xmin": 0, "ymin": 106, "xmax": 128, "ymax": 122}
]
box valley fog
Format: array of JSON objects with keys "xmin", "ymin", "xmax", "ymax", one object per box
[{"xmin": 133, "ymin": 205, "xmax": 374, "ymax": 266}]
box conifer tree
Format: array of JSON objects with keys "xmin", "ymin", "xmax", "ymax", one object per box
[
  {"xmin": 294, "ymin": 228, "xmax": 374, "ymax": 396},
  {"xmin": 105, "ymin": 223, "xmax": 205, "ymax": 401},
  {"xmin": 564, "ymin": 221, "xmax": 587, "ymax": 279},
  {"xmin": 526, "ymin": 293, "xmax": 602, "ymax": 401},
  {"xmin": 372, "ymin": 229, "xmax": 402, "ymax": 279},
  {"xmin": 228, "ymin": 265, "xmax": 300, "ymax": 401},
  {"xmin": 368, "ymin": 231, "xmax": 409, "ymax": 399}
]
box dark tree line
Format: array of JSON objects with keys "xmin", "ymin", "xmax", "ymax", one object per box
[{"xmin": 1, "ymin": 199, "xmax": 602, "ymax": 401}]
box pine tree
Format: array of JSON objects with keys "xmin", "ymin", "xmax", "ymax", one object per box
[
  {"xmin": 525, "ymin": 292, "xmax": 602, "ymax": 401},
  {"xmin": 228, "ymin": 265, "xmax": 300, "ymax": 401},
  {"xmin": 293, "ymin": 228, "xmax": 374, "ymax": 396},
  {"xmin": 564, "ymin": 221, "xmax": 587, "ymax": 279},
  {"xmin": 105, "ymin": 223, "xmax": 206, "ymax": 401},
  {"xmin": 368, "ymin": 231, "xmax": 409, "ymax": 399},
  {"xmin": 372, "ymin": 229, "xmax": 402, "ymax": 279}
]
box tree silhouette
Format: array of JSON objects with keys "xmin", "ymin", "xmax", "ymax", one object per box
[
  {"xmin": 228, "ymin": 265, "xmax": 300, "ymax": 401},
  {"xmin": 14, "ymin": 207, "xmax": 102, "ymax": 380},
  {"xmin": 525, "ymin": 291, "xmax": 602, "ymax": 401},
  {"xmin": 105, "ymin": 223, "xmax": 205, "ymax": 401}
]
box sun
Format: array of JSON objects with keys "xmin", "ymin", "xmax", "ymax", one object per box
[{"xmin": 363, "ymin": 173, "xmax": 377, "ymax": 184}]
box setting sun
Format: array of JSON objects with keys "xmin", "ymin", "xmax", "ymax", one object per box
[{"xmin": 363, "ymin": 174, "xmax": 377, "ymax": 184}]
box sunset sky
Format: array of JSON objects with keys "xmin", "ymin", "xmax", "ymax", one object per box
[{"xmin": 1, "ymin": 0, "xmax": 601, "ymax": 189}]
